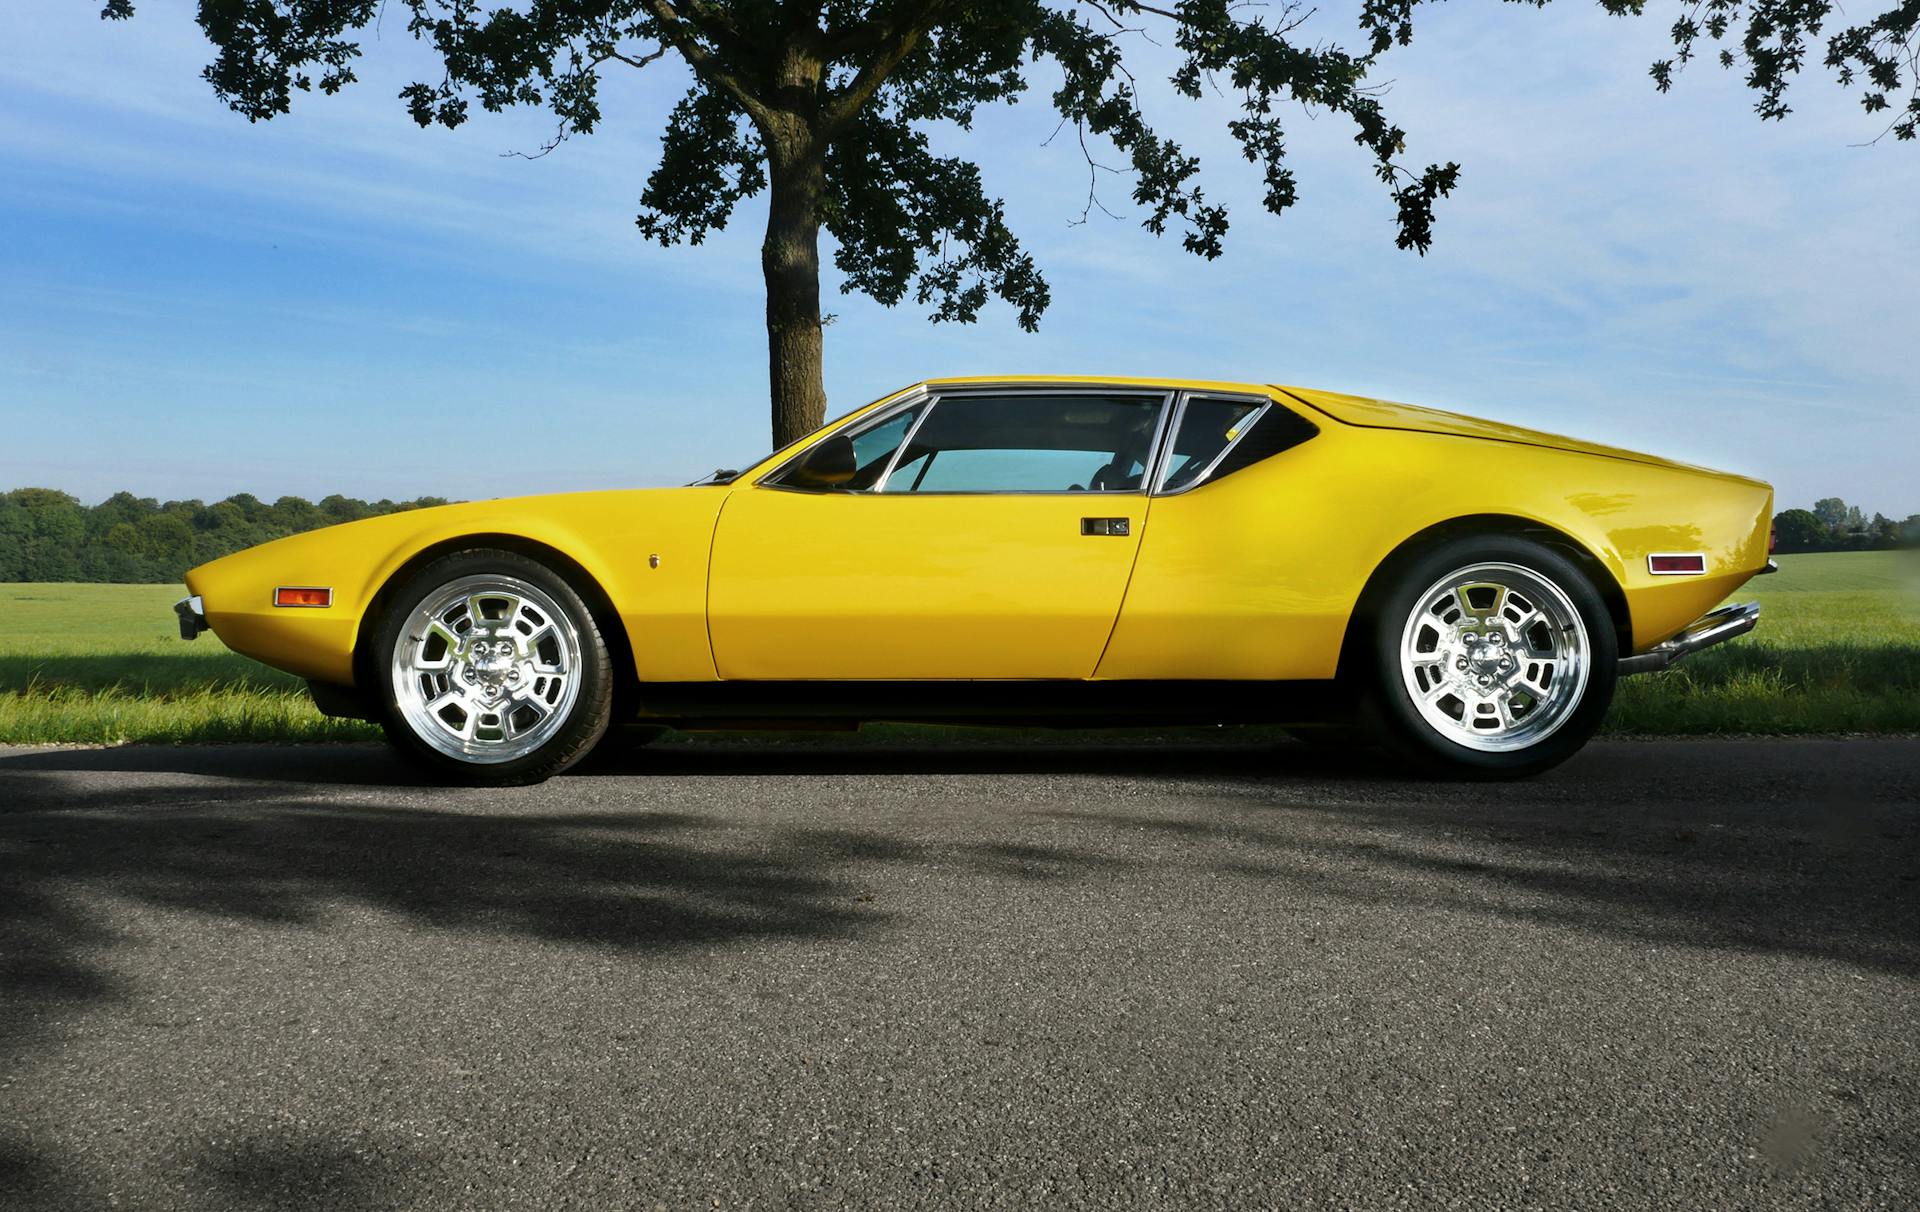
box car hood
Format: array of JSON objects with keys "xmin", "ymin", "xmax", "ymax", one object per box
[{"xmin": 1278, "ymin": 385, "xmax": 1764, "ymax": 484}]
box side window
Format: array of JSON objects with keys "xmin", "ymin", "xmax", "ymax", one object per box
[
  {"xmin": 765, "ymin": 401, "xmax": 925, "ymax": 492},
  {"xmin": 1159, "ymin": 397, "xmax": 1266, "ymax": 492},
  {"xmin": 881, "ymin": 394, "xmax": 1165, "ymax": 493}
]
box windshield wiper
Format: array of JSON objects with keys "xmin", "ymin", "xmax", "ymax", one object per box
[{"xmin": 688, "ymin": 468, "xmax": 742, "ymax": 486}]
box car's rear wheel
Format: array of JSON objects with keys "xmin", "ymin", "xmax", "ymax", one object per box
[
  {"xmin": 1360, "ymin": 536, "xmax": 1617, "ymax": 778},
  {"xmin": 376, "ymin": 549, "xmax": 613, "ymax": 785}
]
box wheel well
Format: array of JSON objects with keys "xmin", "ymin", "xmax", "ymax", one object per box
[
  {"xmin": 1336, "ymin": 514, "xmax": 1631, "ymax": 679},
  {"xmin": 352, "ymin": 535, "xmax": 638, "ymax": 716}
]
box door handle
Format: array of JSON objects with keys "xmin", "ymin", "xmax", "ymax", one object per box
[{"xmin": 1080, "ymin": 517, "xmax": 1131, "ymax": 536}]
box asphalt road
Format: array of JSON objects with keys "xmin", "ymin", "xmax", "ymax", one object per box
[{"xmin": 2, "ymin": 737, "xmax": 1916, "ymax": 1210}]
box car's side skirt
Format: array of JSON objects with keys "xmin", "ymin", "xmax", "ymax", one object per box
[
  {"xmin": 630, "ymin": 679, "xmax": 1348, "ymax": 730},
  {"xmin": 308, "ymin": 676, "xmax": 1352, "ymax": 730}
]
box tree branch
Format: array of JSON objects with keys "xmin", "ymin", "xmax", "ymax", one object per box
[
  {"xmin": 498, "ymin": 42, "xmax": 669, "ymax": 159},
  {"xmin": 605, "ymin": 44, "xmax": 672, "ymax": 71},
  {"xmin": 502, "ymin": 119, "xmax": 572, "ymax": 160},
  {"xmin": 638, "ymin": 0, "xmax": 772, "ymax": 127},
  {"xmin": 821, "ymin": 0, "xmax": 950, "ymax": 129},
  {"xmin": 1069, "ymin": 120, "xmax": 1125, "ymax": 225},
  {"xmin": 1081, "ymin": 0, "xmax": 1157, "ymax": 40},
  {"xmin": 672, "ymin": 0, "xmax": 747, "ymax": 44}
]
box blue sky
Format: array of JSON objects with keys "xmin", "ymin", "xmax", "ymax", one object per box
[{"xmin": 2, "ymin": 2, "xmax": 1915, "ymax": 516}]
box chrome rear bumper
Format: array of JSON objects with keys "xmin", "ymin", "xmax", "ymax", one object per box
[
  {"xmin": 1619, "ymin": 601, "xmax": 1759, "ymax": 675},
  {"xmin": 175, "ymin": 595, "xmax": 209, "ymax": 641}
]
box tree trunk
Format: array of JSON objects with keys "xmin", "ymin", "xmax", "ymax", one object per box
[{"xmin": 762, "ymin": 135, "xmax": 828, "ymax": 450}]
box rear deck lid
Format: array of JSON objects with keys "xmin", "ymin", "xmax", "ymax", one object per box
[{"xmin": 1276, "ymin": 385, "xmax": 1745, "ymax": 479}]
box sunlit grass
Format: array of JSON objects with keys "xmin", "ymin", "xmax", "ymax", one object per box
[
  {"xmin": 1604, "ymin": 553, "xmax": 1920, "ymax": 735},
  {"xmin": 1, "ymin": 583, "xmax": 375, "ymax": 744},
  {"xmin": 0, "ymin": 685, "xmax": 373, "ymax": 745}
]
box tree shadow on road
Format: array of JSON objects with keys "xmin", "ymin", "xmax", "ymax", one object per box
[
  {"xmin": 0, "ymin": 787, "xmax": 876, "ymax": 1045},
  {"xmin": 1040, "ymin": 773, "xmax": 1920, "ymax": 980},
  {"xmin": 3, "ymin": 738, "xmax": 1267, "ymax": 1053},
  {"xmin": 2, "ymin": 737, "xmax": 1916, "ymax": 1206},
  {"xmin": 4, "ymin": 738, "xmax": 1914, "ymax": 1023}
]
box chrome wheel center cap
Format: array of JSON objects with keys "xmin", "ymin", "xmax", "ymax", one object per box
[
  {"xmin": 1456, "ymin": 629, "xmax": 1512, "ymax": 682},
  {"xmin": 464, "ymin": 635, "xmax": 518, "ymax": 683}
]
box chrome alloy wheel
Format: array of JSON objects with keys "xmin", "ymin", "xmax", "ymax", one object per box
[
  {"xmin": 389, "ymin": 574, "xmax": 584, "ymax": 764},
  {"xmin": 1397, "ymin": 562, "xmax": 1591, "ymax": 753}
]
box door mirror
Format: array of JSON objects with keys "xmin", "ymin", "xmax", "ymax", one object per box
[{"xmin": 787, "ymin": 433, "xmax": 858, "ymax": 488}]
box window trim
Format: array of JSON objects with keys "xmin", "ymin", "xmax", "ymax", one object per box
[
  {"xmin": 758, "ymin": 383, "xmax": 1176, "ymax": 497},
  {"xmin": 871, "ymin": 398, "xmax": 940, "ymax": 492},
  {"xmin": 1151, "ymin": 390, "xmax": 1278, "ymax": 496},
  {"xmin": 756, "ymin": 389, "xmax": 932, "ymax": 494}
]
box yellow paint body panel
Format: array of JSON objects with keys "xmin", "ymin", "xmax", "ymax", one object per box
[
  {"xmin": 1096, "ymin": 416, "xmax": 1770, "ymax": 679},
  {"xmin": 182, "ymin": 376, "xmax": 1772, "ymax": 694},
  {"xmin": 184, "ymin": 489, "xmax": 725, "ymax": 685},
  {"xmin": 707, "ymin": 489, "xmax": 1145, "ymax": 679},
  {"xmin": 1282, "ymin": 386, "xmax": 1754, "ymax": 477}
]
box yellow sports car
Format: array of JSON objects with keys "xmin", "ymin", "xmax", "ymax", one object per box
[{"xmin": 175, "ymin": 377, "xmax": 1772, "ymax": 782}]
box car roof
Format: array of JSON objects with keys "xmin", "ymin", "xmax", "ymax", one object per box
[{"xmin": 922, "ymin": 374, "xmax": 1280, "ymax": 397}]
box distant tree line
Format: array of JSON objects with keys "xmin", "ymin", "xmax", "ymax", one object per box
[
  {"xmin": 1772, "ymin": 499, "xmax": 1920, "ymax": 555},
  {"xmin": 0, "ymin": 488, "xmax": 448, "ymax": 583}
]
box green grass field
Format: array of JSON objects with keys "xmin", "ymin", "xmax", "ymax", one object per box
[
  {"xmin": 2, "ymin": 550, "xmax": 1916, "ymax": 745},
  {"xmin": 0, "ymin": 583, "xmax": 370, "ymax": 744},
  {"xmin": 1605, "ymin": 551, "xmax": 1920, "ymax": 734}
]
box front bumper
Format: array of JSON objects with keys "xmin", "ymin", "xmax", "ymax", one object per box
[
  {"xmin": 1619, "ymin": 601, "xmax": 1760, "ymax": 675},
  {"xmin": 174, "ymin": 595, "xmax": 209, "ymax": 640}
]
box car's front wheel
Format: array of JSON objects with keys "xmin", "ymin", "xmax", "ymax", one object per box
[
  {"xmin": 376, "ymin": 549, "xmax": 613, "ymax": 785},
  {"xmin": 1360, "ymin": 537, "xmax": 1617, "ymax": 778}
]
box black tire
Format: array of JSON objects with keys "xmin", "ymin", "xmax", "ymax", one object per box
[
  {"xmin": 374, "ymin": 549, "xmax": 614, "ymax": 785},
  {"xmin": 1356, "ymin": 535, "xmax": 1618, "ymax": 779}
]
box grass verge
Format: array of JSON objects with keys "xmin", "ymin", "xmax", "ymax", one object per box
[{"xmin": 0, "ymin": 685, "xmax": 374, "ymax": 745}]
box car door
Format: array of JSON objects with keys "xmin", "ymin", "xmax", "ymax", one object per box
[{"xmin": 706, "ymin": 387, "xmax": 1171, "ymax": 680}]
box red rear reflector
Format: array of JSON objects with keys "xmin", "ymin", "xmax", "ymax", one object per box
[
  {"xmin": 1647, "ymin": 554, "xmax": 1707, "ymax": 576},
  {"xmin": 273, "ymin": 586, "xmax": 333, "ymax": 608}
]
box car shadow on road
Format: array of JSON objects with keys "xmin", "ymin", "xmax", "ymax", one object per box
[
  {"xmin": 0, "ymin": 742, "xmax": 429, "ymax": 787},
  {"xmin": 0, "ymin": 732, "xmax": 1388, "ymax": 785}
]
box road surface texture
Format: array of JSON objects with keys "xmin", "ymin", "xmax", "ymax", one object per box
[{"xmin": 2, "ymin": 737, "xmax": 1916, "ymax": 1210}]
